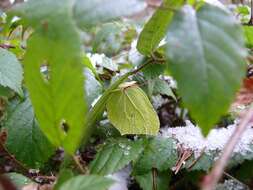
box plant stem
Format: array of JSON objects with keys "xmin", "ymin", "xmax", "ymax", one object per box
[
  {"xmin": 81, "ymin": 59, "xmax": 152, "ymax": 146},
  {"xmin": 201, "ymin": 106, "xmax": 253, "ymax": 190},
  {"xmin": 72, "ymin": 156, "xmax": 86, "ymax": 174}
]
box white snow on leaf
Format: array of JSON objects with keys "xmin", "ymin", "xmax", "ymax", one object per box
[
  {"xmin": 86, "ymin": 53, "xmax": 118, "ymax": 71},
  {"xmin": 107, "ymin": 167, "xmax": 130, "ymax": 190},
  {"xmin": 163, "ymin": 76, "xmax": 177, "ymax": 89},
  {"xmin": 160, "ymin": 120, "xmax": 253, "ymax": 157},
  {"xmin": 152, "ymin": 95, "xmax": 169, "ymax": 110}
]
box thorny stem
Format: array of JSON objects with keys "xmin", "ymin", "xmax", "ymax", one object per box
[{"xmin": 201, "ymin": 106, "xmax": 253, "ymax": 190}]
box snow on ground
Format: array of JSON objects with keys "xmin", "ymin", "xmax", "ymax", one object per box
[{"xmin": 160, "ymin": 120, "xmax": 253, "ymax": 158}]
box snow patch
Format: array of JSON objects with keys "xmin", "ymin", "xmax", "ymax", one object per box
[
  {"xmin": 107, "ymin": 167, "xmax": 131, "ymax": 190},
  {"xmin": 160, "ymin": 120, "xmax": 253, "ymax": 157}
]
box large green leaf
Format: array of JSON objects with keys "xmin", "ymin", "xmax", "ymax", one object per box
[
  {"xmin": 0, "ymin": 48, "xmax": 23, "ymax": 95},
  {"xmin": 133, "ymin": 137, "xmax": 177, "ymax": 175},
  {"xmin": 137, "ymin": 0, "xmax": 184, "ymax": 55},
  {"xmin": 89, "ymin": 138, "xmax": 144, "ymax": 175},
  {"xmin": 11, "ymin": 0, "xmax": 87, "ymax": 153},
  {"xmin": 73, "ymin": 0, "xmax": 146, "ymax": 30},
  {"xmin": 165, "ymin": 4, "xmax": 246, "ymax": 135},
  {"xmin": 3, "ymin": 97, "xmax": 54, "ymax": 168},
  {"xmin": 106, "ymin": 85, "xmax": 159, "ymax": 135},
  {"xmin": 60, "ymin": 175, "xmax": 114, "ymax": 190}
]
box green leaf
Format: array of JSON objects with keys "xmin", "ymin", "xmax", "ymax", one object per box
[
  {"xmin": 5, "ymin": 173, "xmax": 33, "ymax": 188},
  {"xmin": 3, "ymin": 97, "xmax": 54, "ymax": 168},
  {"xmin": 106, "ymin": 85, "xmax": 159, "ymax": 135},
  {"xmin": 73, "ymin": 0, "xmax": 146, "ymax": 30},
  {"xmin": 142, "ymin": 64, "xmax": 167, "ymax": 79},
  {"xmin": 244, "ymin": 26, "xmax": 253, "ymax": 48},
  {"xmin": 135, "ymin": 170, "xmax": 171, "ymax": 190},
  {"xmin": 0, "ymin": 48, "xmax": 23, "ymax": 95},
  {"xmin": 235, "ymin": 5, "xmax": 250, "ymax": 16},
  {"xmin": 89, "ymin": 138, "xmax": 144, "ymax": 175},
  {"xmin": 0, "ymin": 85, "xmax": 13, "ymax": 97},
  {"xmin": 11, "ymin": 0, "xmax": 87, "ymax": 153},
  {"xmin": 153, "ymin": 78, "xmax": 176, "ymax": 100},
  {"xmin": 60, "ymin": 175, "xmax": 114, "ymax": 190},
  {"xmin": 54, "ymin": 169, "xmax": 75, "ymax": 190},
  {"xmin": 137, "ymin": 0, "xmax": 184, "ymax": 55},
  {"xmin": 165, "ymin": 4, "xmax": 246, "ymax": 135},
  {"xmin": 133, "ymin": 137, "xmax": 177, "ymax": 175},
  {"xmin": 92, "ymin": 23, "xmax": 123, "ymax": 56},
  {"xmin": 84, "ymin": 68, "xmax": 102, "ymax": 107},
  {"xmin": 185, "ymin": 152, "xmax": 215, "ymax": 171}
]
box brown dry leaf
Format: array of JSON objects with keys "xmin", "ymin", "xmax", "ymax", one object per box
[
  {"xmin": 231, "ymin": 65, "xmax": 253, "ymax": 117},
  {"xmin": 0, "ymin": 175, "xmax": 17, "ymax": 190}
]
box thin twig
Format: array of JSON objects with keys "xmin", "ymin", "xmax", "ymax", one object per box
[
  {"xmin": 72, "ymin": 156, "xmax": 86, "ymax": 174},
  {"xmin": 201, "ymin": 106, "xmax": 253, "ymax": 190},
  {"xmin": 223, "ymin": 172, "xmax": 247, "ymax": 188},
  {"xmin": 152, "ymin": 168, "xmax": 158, "ymax": 190},
  {"xmin": 130, "ymin": 59, "xmax": 152, "ymax": 75},
  {"xmin": 187, "ymin": 147, "xmax": 206, "ymax": 170}
]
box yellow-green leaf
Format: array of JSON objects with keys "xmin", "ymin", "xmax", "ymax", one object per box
[{"xmin": 106, "ymin": 85, "xmax": 159, "ymax": 135}]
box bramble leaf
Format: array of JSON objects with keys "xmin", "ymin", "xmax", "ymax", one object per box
[
  {"xmin": 60, "ymin": 175, "xmax": 114, "ymax": 190},
  {"xmin": 89, "ymin": 138, "xmax": 144, "ymax": 175},
  {"xmin": 166, "ymin": 4, "xmax": 246, "ymax": 135},
  {"xmin": 133, "ymin": 137, "xmax": 177, "ymax": 175},
  {"xmin": 0, "ymin": 48, "xmax": 23, "ymax": 95},
  {"xmin": 3, "ymin": 97, "xmax": 54, "ymax": 168}
]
